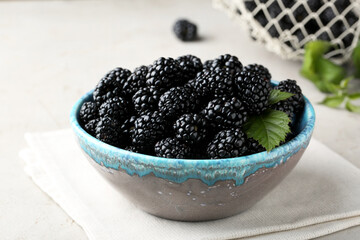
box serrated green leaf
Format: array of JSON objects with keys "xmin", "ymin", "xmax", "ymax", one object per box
[
  {"xmin": 348, "ymin": 93, "xmax": 360, "ymax": 100},
  {"xmin": 352, "ymin": 42, "xmax": 360, "ymax": 78},
  {"xmin": 301, "ymin": 41, "xmax": 346, "ymax": 93},
  {"xmin": 345, "ymin": 100, "xmax": 360, "ymax": 113},
  {"xmin": 321, "ymin": 95, "xmax": 345, "ymax": 108},
  {"xmin": 268, "ymin": 89, "xmax": 294, "ymax": 105},
  {"xmin": 244, "ymin": 110, "xmax": 291, "ymax": 152}
]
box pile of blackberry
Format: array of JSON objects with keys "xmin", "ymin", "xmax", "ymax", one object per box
[{"xmin": 79, "ymin": 54, "xmax": 304, "ymax": 159}]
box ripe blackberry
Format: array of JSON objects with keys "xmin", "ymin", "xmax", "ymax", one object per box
[
  {"xmin": 118, "ymin": 115, "xmax": 137, "ymax": 145},
  {"xmin": 176, "ymin": 55, "xmax": 203, "ymax": 80},
  {"xmin": 235, "ymin": 71, "xmax": 271, "ymax": 114},
  {"xmin": 201, "ymin": 97, "xmax": 248, "ymax": 129},
  {"xmin": 123, "ymin": 66, "xmax": 148, "ymax": 97},
  {"xmin": 99, "ymin": 96, "xmax": 128, "ymax": 122},
  {"xmin": 204, "ymin": 54, "xmax": 243, "ymax": 76},
  {"xmin": 207, "ymin": 129, "xmax": 247, "ymax": 159},
  {"xmin": 191, "ymin": 69, "xmax": 233, "ymax": 98},
  {"xmin": 173, "ymin": 19, "xmax": 197, "ymax": 41},
  {"xmin": 273, "ymin": 79, "xmax": 304, "ymax": 114},
  {"xmin": 244, "ymin": 64, "xmax": 272, "ymax": 82},
  {"xmin": 84, "ymin": 118, "xmax": 99, "ymax": 137},
  {"xmin": 79, "ymin": 101, "xmax": 98, "ymax": 124},
  {"xmin": 95, "ymin": 116, "xmax": 121, "ymax": 147},
  {"xmin": 93, "ymin": 67, "xmax": 131, "ymax": 105},
  {"xmin": 246, "ymin": 138, "xmax": 265, "ymax": 155},
  {"xmin": 131, "ymin": 111, "xmax": 166, "ymax": 151},
  {"xmin": 132, "ymin": 87, "xmax": 163, "ymax": 115},
  {"xmin": 146, "ymin": 57, "xmax": 182, "ymax": 89},
  {"xmin": 124, "ymin": 145, "xmax": 141, "ymax": 153},
  {"xmin": 158, "ymin": 87, "xmax": 199, "ymax": 119},
  {"xmin": 173, "ymin": 113, "xmax": 207, "ymax": 144},
  {"xmin": 154, "ymin": 138, "xmax": 191, "ymax": 159}
]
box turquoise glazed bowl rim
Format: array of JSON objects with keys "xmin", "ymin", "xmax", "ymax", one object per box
[{"xmin": 70, "ymin": 81, "xmax": 315, "ymax": 186}]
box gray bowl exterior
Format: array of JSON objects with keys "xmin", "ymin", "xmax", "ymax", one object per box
[{"xmin": 70, "ymin": 86, "xmax": 315, "ymax": 221}]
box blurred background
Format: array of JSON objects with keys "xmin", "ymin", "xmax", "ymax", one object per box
[{"xmin": 1, "ymin": 0, "xmax": 360, "ymax": 239}]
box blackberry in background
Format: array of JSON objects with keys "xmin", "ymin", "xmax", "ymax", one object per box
[
  {"xmin": 158, "ymin": 86, "xmax": 199, "ymax": 119},
  {"xmin": 95, "ymin": 116, "xmax": 121, "ymax": 147},
  {"xmin": 174, "ymin": 113, "xmax": 208, "ymax": 145},
  {"xmin": 132, "ymin": 87, "xmax": 163, "ymax": 115},
  {"xmin": 235, "ymin": 71, "xmax": 271, "ymax": 114},
  {"xmin": 79, "ymin": 101, "xmax": 98, "ymax": 124},
  {"xmin": 268, "ymin": 1, "xmax": 282, "ymax": 18},
  {"xmin": 99, "ymin": 96, "xmax": 128, "ymax": 122},
  {"xmin": 201, "ymin": 97, "xmax": 248, "ymax": 129},
  {"xmin": 207, "ymin": 129, "xmax": 248, "ymax": 159},
  {"xmin": 123, "ymin": 66, "xmax": 148, "ymax": 97},
  {"xmin": 176, "ymin": 55, "xmax": 203, "ymax": 80},
  {"xmin": 254, "ymin": 10, "xmax": 267, "ymax": 27},
  {"xmin": 320, "ymin": 7, "xmax": 336, "ymax": 26},
  {"xmin": 244, "ymin": 64, "xmax": 272, "ymax": 82},
  {"xmin": 204, "ymin": 54, "xmax": 243, "ymax": 76},
  {"xmin": 154, "ymin": 138, "xmax": 191, "ymax": 159},
  {"xmin": 279, "ymin": 15, "xmax": 294, "ymax": 31},
  {"xmin": 131, "ymin": 111, "xmax": 167, "ymax": 151},
  {"xmin": 146, "ymin": 57, "xmax": 182, "ymax": 89},
  {"xmin": 173, "ymin": 19, "xmax": 198, "ymax": 41},
  {"xmin": 93, "ymin": 67, "xmax": 131, "ymax": 105}
]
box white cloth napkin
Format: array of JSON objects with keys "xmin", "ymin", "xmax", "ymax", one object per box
[{"xmin": 20, "ymin": 129, "xmax": 360, "ymax": 240}]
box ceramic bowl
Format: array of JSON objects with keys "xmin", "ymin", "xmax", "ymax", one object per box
[{"xmin": 70, "ymin": 82, "xmax": 315, "ymax": 221}]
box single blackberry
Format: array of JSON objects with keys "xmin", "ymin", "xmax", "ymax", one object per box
[
  {"xmin": 95, "ymin": 116, "xmax": 121, "ymax": 147},
  {"xmin": 131, "ymin": 111, "xmax": 166, "ymax": 151},
  {"xmin": 176, "ymin": 55, "xmax": 203, "ymax": 80},
  {"xmin": 158, "ymin": 87, "xmax": 199, "ymax": 119},
  {"xmin": 93, "ymin": 67, "xmax": 131, "ymax": 105},
  {"xmin": 173, "ymin": 113, "xmax": 207, "ymax": 144},
  {"xmin": 274, "ymin": 79, "xmax": 304, "ymax": 114},
  {"xmin": 204, "ymin": 54, "xmax": 243, "ymax": 76},
  {"xmin": 207, "ymin": 129, "xmax": 247, "ymax": 159},
  {"xmin": 84, "ymin": 118, "xmax": 99, "ymax": 137},
  {"xmin": 190, "ymin": 69, "xmax": 233, "ymax": 98},
  {"xmin": 123, "ymin": 66, "xmax": 148, "ymax": 97},
  {"xmin": 99, "ymin": 96, "xmax": 128, "ymax": 122},
  {"xmin": 132, "ymin": 87, "xmax": 163, "ymax": 115},
  {"xmin": 244, "ymin": 64, "xmax": 272, "ymax": 82},
  {"xmin": 79, "ymin": 101, "xmax": 98, "ymax": 124},
  {"xmin": 201, "ymin": 97, "xmax": 248, "ymax": 129},
  {"xmin": 146, "ymin": 57, "xmax": 182, "ymax": 89},
  {"xmin": 246, "ymin": 138, "xmax": 265, "ymax": 155},
  {"xmin": 272, "ymin": 100, "xmax": 296, "ymax": 122},
  {"xmin": 173, "ymin": 19, "xmax": 197, "ymax": 41},
  {"xmin": 154, "ymin": 138, "xmax": 191, "ymax": 159},
  {"xmin": 235, "ymin": 71, "xmax": 271, "ymax": 114}
]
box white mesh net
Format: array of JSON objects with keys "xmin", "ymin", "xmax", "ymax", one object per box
[{"xmin": 213, "ymin": 0, "xmax": 360, "ymax": 64}]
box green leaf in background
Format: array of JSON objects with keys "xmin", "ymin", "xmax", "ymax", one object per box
[
  {"xmin": 348, "ymin": 93, "xmax": 360, "ymax": 100},
  {"xmin": 268, "ymin": 89, "xmax": 294, "ymax": 105},
  {"xmin": 321, "ymin": 95, "xmax": 345, "ymax": 108},
  {"xmin": 345, "ymin": 100, "xmax": 360, "ymax": 113},
  {"xmin": 244, "ymin": 110, "xmax": 291, "ymax": 152},
  {"xmin": 352, "ymin": 42, "xmax": 360, "ymax": 78},
  {"xmin": 301, "ymin": 41, "xmax": 346, "ymax": 93},
  {"xmin": 314, "ymin": 81, "xmax": 340, "ymax": 94}
]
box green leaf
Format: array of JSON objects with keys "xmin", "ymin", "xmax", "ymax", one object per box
[
  {"xmin": 314, "ymin": 81, "xmax": 340, "ymax": 94},
  {"xmin": 301, "ymin": 41, "xmax": 346, "ymax": 93},
  {"xmin": 268, "ymin": 89, "xmax": 294, "ymax": 105},
  {"xmin": 321, "ymin": 95, "xmax": 345, "ymax": 108},
  {"xmin": 345, "ymin": 100, "xmax": 360, "ymax": 113},
  {"xmin": 340, "ymin": 77, "xmax": 352, "ymax": 89},
  {"xmin": 348, "ymin": 93, "xmax": 360, "ymax": 100},
  {"xmin": 352, "ymin": 42, "xmax": 360, "ymax": 78},
  {"xmin": 244, "ymin": 110, "xmax": 291, "ymax": 152}
]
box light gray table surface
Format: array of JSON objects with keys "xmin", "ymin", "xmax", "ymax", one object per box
[{"xmin": 1, "ymin": 0, "xmax": 360, "ymax": 239}]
